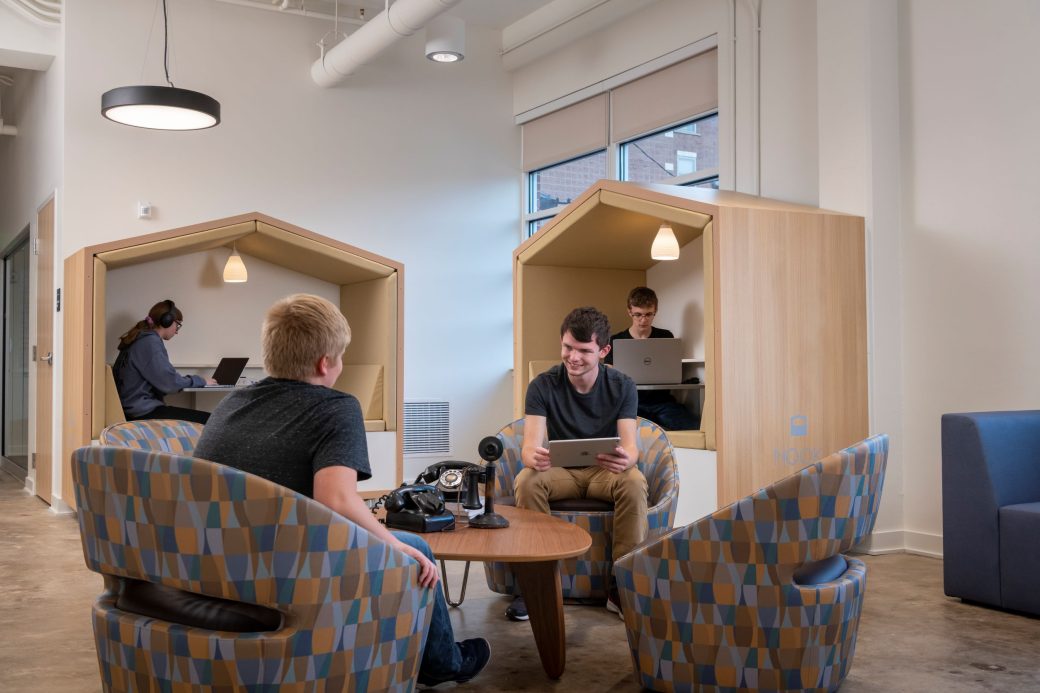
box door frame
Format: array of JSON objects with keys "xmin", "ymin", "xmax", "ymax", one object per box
[{"xmin": 0, "ymin": 228, "xmax": 31, "ymax": 482}]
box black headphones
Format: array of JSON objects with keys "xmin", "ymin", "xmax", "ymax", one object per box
[{"xmin": 157, "ymin": 300, "xmax": 178, "ymax": 329}]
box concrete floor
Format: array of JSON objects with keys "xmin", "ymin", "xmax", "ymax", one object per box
[{"xmin": 2, "ymin": 470, "xmax": 1038, "ymax": 692}]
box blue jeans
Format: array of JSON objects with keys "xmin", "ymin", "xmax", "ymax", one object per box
[
  {"xmin": 391, "ymin": 530, "xmax": 462, "ymax": 677},
  {"xmin": 638, "ymin": 400, "xmax": 699, "ymax": 431}
]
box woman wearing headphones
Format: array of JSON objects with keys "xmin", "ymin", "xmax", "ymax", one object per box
[{"xmin": 112, "ymin": 299, "xmax": 216, "ymax": 424}]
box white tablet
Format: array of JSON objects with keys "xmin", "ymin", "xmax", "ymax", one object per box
[{"xmin": 548, "ymin": 437, "xmax": 621, "ymax": 468}]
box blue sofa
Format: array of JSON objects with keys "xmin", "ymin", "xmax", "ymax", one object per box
[{"xmin": 942, "ymin": 410, "xmax": 1040, "ymax": 616}]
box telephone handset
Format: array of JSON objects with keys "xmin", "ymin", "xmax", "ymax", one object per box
[
  {"xmin": 384, "ymin": 484, "xmax": 446, "ymax": 515},
  {"xmin": 415, "ymin": 461, "xmax": 483, "ymax": 502},
  {"xmin": 383, "ymin": 484, "xmax": 456, "ymax": 533}
]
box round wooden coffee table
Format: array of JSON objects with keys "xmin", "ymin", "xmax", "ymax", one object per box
[{"xmin": 421, "ymin": 505, "xmax": 591, "ymax": 679}]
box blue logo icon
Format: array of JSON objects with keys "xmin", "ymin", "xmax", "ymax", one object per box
[{"xmin": 790, "ymin": 415, "xmax": 808, "ymax": 437}]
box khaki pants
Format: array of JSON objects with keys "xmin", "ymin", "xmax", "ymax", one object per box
[{"xmin": 514, "ymin": 465, "xmax": 649, "ymax": 560}]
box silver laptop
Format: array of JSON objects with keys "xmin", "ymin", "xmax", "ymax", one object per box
[
  {"xmin": 205, "ymin": 357, "xmax": 249, "ymax": 388},
  {"xmin": 611, "ymin": 338, "xmax": 683, "ymax": 384},
  {"xmin": 549, "ymin": 437, "xmax": 620, "ymax": 468}
]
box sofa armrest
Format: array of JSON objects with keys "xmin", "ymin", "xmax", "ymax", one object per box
[{"xmin": 941, "ymin": 411, "xmax": 1040, "ymax": 606}]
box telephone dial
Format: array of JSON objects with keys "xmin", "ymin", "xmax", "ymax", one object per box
[{"xmin": 415, "ymin": 461, "xmax": 485, "ymax": 508}]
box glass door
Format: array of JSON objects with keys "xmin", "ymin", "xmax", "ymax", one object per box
[{"xmin": 3, "ymin": 235, "xmax": 30, "ymax": 476}]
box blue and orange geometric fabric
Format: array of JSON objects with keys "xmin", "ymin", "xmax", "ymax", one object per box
[
  {"xmin": 71, "ymin": 445, "xmax": 433, "ymax": 692},
  {"xmin": 484, "ymin": 416, "xmax": 680, "ymax": 600},
  {"xmin": 614, "ymin": 434, "xmax": 888, "ymax": 693},
  {"xmin": 99, "ymin": 419, "xmax": 204, "ymax": 454}
]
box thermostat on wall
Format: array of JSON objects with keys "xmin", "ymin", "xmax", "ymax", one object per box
[{"xmin": 137, "ymin": 202, "xmax": 152, "ymax": 219}]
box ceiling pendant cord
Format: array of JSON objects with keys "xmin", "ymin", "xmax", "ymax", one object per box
[{"xmin": 162, "ymin": 0, "xmax": 173, "ymax": 88}]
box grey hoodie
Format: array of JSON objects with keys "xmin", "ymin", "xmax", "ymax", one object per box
[{"xmin": 112, "ymin": 330, "xmax": 205, "ymax": 417}]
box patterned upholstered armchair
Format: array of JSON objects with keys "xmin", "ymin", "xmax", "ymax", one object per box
[
  {"xmin": 99, "ymin": 419, "xmax": 203, "ymax": 454},
  {"xmin": 484, "ymin": 416, "xmax": 679, "ymax": 600},
  {"xmin": 71, "ymin": 446, "xmax": 433, "ymax": 692},
  {"xmin": 615, "ymin": 434, "xmax": 888, "ymax": 693}
]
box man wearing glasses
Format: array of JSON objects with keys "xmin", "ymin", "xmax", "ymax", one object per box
[{"xmin": 605, "ymin": 286, "xmax": 698, "ymax": 431}]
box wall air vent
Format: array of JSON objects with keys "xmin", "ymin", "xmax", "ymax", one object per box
[{"xmin": 403, "ymin": 400, "xmax": 450, "ymax": 456}]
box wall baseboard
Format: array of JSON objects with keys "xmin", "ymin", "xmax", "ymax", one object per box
[{"xmin": 856, "ymin": 529, "xmax": 944, "ymax": 558}]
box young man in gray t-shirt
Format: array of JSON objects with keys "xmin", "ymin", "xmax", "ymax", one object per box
[
  {"xmin": 194, "ymin": 293, "xmax": 490, "ymax": 687},
  {"xmin": 508, "ymin": 306, "xmax": 647, "ymax": 622}
]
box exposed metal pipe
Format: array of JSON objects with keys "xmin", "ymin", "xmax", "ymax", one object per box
[
  {"xmin": 0, "ymin": 0, "xmax": 61, "ymax": 26},
  {"xmin": 310, "ymin": 0, "xmax": 461, "ymax": 87},
  {"xmin": 213, "ymin": 0, "xmax": 359, "ymax": 25}
]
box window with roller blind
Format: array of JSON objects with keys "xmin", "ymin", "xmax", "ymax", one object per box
[
  {"xmin": 619, "ymin": 113, "xmax": 719, "ymax": 187},
  {"xmin": 522, "ymin": 48, "xmax": 719, "ymax": 238}
]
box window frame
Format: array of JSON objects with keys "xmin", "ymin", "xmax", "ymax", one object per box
[
  {"xmin": 617, "ymin": 111, "xmax": 719, "ymax": 188},
  {"xmin": 523, "ymin": 110, "xmax": 719, "ymax": 240},
  {"xmin": 523, "ymin": 148, "xmax": 609, "ymax": 238}
]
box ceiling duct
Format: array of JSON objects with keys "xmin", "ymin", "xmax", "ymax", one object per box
[
  {"xmin": 310, "ymin": 0, "xmax": 461, "ymax": 87},
  {"xmin": 0, "ymin": 0, "xmax": 61, "ymax": 26}
]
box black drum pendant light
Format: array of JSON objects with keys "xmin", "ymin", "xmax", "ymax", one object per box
[{"xmin": 101, "ymin": 0, "xmax": 220, "ymax": 130}]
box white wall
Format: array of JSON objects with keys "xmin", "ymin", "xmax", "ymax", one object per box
[
  {"xmin": 59, "ymin": 0, "xmax": 519, "ymax": 492},
  {"xmin": 817, "ymin": 0, "xmax": 908, "ymax": 552},
  {"xmin": 104, "ymin": 250, "xmax": 340, "ymax": 368},
  {"xmin": 758, "ymin": 0, "xmax": 818, "ymax": 206},
  {"xmin": 898, "ymin": 0, "xmax": 1040, "ymax": 548}
]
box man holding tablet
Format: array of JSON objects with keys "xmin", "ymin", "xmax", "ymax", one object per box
[{"xmin": 509, "ymin": 306, "xmax": 647, "ymax": 622}]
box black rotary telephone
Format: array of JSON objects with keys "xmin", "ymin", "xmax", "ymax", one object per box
[
  {"xmin": 383, "ymin": 484, "xmax": 456, "ymax": 533},
  {"xmin": 415, "ymin": 461, "xmax": 485, "ymax": 507}
]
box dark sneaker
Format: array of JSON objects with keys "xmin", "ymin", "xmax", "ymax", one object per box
[
  {"xmin": 505, "ymin": 595, "xmax": 529, "ymax": 621},
  {"xmin": 417, "ymin": 638, "xmax": 491, "ymax": 687},
  {"xmin": 606, "ymin": 587, "xmax": 623, "ymax": 620}
]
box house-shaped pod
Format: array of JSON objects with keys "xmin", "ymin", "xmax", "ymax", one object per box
[
  {"xmin": 62, "ymin": 213, "xmax": 403, "ymax": 506},
  {"xmin": 514, "ymin": 181, "xmax": 868, "ymax": 513}
]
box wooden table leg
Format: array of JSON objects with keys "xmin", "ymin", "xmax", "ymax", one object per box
[{"xmin": 513, "ymin": 560, "xmax": 566, "ymax": 679}]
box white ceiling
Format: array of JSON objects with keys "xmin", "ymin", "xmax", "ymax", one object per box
[{"xmin": 0, "ymin": 0, "xmax": 594, "ymax": 122}]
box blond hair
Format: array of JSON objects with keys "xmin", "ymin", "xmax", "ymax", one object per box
[{"xmin": 262, "ymin": 294, "xmax": 351, "ymax": 380}]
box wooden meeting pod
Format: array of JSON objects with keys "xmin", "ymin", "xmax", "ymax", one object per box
[
  {"xmin": 62, "ymin": 213, "xmax": 404, "ymax": 507},
  {"xmin": 514, "ymin": 181, "xmax": 867, "ymax": 507}
]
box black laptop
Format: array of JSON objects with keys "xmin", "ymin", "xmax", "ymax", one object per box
[{"xmin": 206, "ymin": 358, "xmax": 249, "ymax": 388}]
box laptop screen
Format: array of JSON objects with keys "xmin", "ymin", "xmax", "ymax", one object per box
[{"xmin": 210, "ymin": 357, "xmax": 249, "ymax": 386}]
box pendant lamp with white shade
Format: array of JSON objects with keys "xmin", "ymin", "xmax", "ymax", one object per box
[
  {"xmin": 651, "ymin": 223, "xmax": 680, "ymax": 260},
  {"xmin": 223, "ymin": 246, "xmax": 248, "ymax": 283}
]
